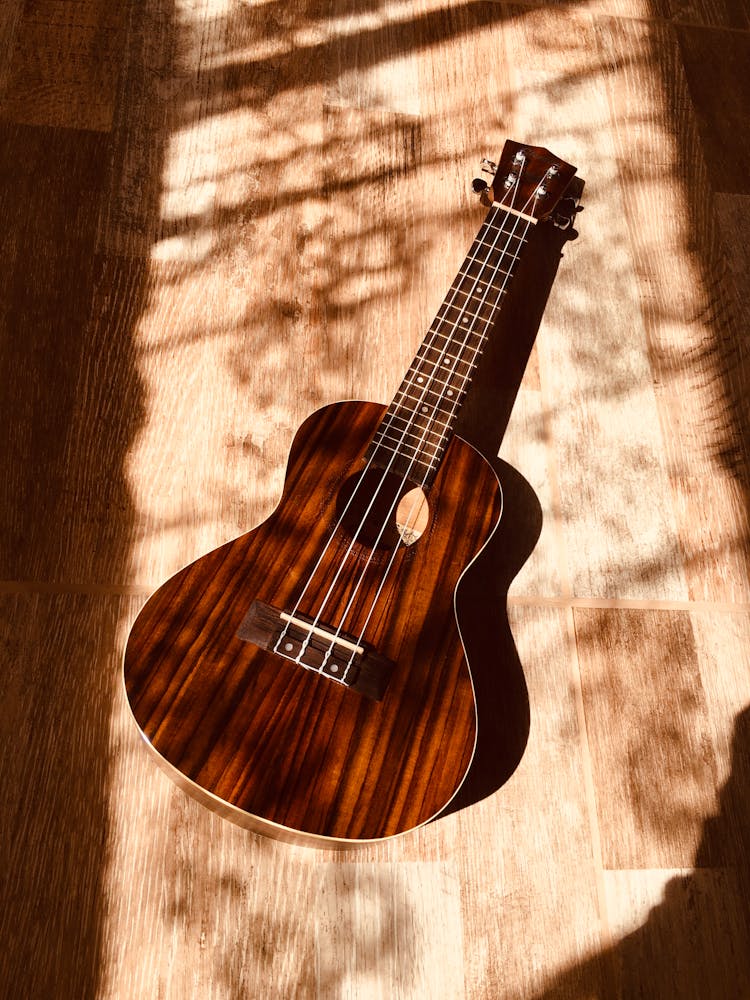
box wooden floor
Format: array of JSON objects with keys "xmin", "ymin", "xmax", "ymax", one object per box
[{"xmin": 2, "ymin": 0, "xmax": 749, "ymax": 996}]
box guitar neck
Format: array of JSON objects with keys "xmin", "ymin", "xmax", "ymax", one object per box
[{"xmin": 364, "ymin": 202, "xmax": 537, "ymax": 487}]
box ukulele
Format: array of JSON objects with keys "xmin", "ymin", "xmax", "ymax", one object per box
[{"xmin": 124, "ymin": 141, "xmax": 577, "ymax": 846}]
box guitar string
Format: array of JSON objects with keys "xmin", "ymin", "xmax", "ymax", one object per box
[
  {"xmin": 314, "ymin": 181, "xmax": 542, "ymax": 676},
  {"xmin": 281, "ymin": 164, "xmax": 554, "ymax": 674},
  {"xmin": 290, "ymin": 175, "xmax": 533, "ymax": 670},
  {"xmin": 272, "ymin": 172, "xmax": 527, "ymax": 661},
  {"xmin": 369, "ymin": 222, "xmax": 528, "ymax": 467},
  {"xmin": 335, "ymin": 194, "xmax": 541, "ymax": 680}
]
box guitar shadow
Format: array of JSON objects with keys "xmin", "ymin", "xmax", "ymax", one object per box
[{"xmin": 441, "ymin": 181, "xmax": 583, "ymax": 815}]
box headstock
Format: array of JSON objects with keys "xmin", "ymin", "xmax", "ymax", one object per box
[{"xmin": 473, "ymin": 140, "xmax": 577, "ymax": 224}]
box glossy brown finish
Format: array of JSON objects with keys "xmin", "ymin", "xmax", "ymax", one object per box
[
  {"xmin": 493, "ymin": 140, "xmax": 577, "ymax": 220},
  {"xmin": 124, "ymin": 401, "xmax": 502, "ymax": 844}
]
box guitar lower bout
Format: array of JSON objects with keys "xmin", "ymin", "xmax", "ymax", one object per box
[{"xmin": 124, "ymin": 404, "xmax": 504, "ymax": 846}]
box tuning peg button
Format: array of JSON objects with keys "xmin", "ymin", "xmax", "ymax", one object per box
[{"xmin": 472, "ymin": 177, "xmax": 489, "ymax": 193}]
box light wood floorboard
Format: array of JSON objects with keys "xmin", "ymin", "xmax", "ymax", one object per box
[{"xmin": 1, "ymin": 0, "xmax": 749, "ymax": 996}]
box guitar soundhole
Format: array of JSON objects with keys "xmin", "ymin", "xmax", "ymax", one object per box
[{"xmin": 335, "ymin": 469, "xmax": 429, "ymax": 550}]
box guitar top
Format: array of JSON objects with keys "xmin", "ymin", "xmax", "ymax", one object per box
[{"xmin": 124, "ymin": 141, "xmax": 577, "ymax": 847}]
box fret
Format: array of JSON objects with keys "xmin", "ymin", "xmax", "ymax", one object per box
[
  {"xmin": 461, "ymin": 286, "xmax": 507, "ymax": 308},
  {"xmin": 481, "ymin": 220, "xmax": 528, "ymax": 244},
  {"xmin": 374, "ymin": 421, "xmax": 445, "ymax": 450},
  {"xmin": 404, "ymin": 367, "xmax": 473, "ymax": 397},
  {"xmin": 372, "ymin": 431, "xmax": 445, "ymax": 461},
  {"xmin": 393, "ymin": 382, "xmax": 467, "ymax": 411},
  {"xmin": 385, "ymin": 408, "xmax": 453, "ymax": 436},
  {"xmin": 415, "ymin": 345, "xmax": 479, "ymax": 378},
  {"xmin": 369, "ymin": 442, "xmax": 437, "ymax": 476},
  {"xmin": 456, "ymin": 261, "xmax": 514, "ymax": 284},
  {"xmin": 473, "ymin": 228, "xmax": 527, "ymax": 254},
  {"xmin": 417, "ymin": 343, "xmax": 479, "ymax": 363},
  {"xmin": 399, "ymin": 368, "xmax": 472, "ymax": 395},
  {"xmin": 475, "ymin": 231, "xmax": 526, "ymax": 256},
  {"xmin": 370, "ymin": 428, "xmax": 445, "ymax": 464},
  {"xmin": 448, "ymin": 270, "xmax": 499, "ymax": 292},
  {"xmin": 459, "ymin": 233, "xmax": 527, "ymax": 266},
  {"xmin": 422, "ymin": 341, "xmax": 483, "ymax": 370},
  {"xmin": 443, "ymin": 286, "xmax": 505, "ymax": 314},
  {"xmin": 447, "ymin": 280, "xmax": 506, "ymax": 306},
  {"xmin": 365, "ymin": 199, "xmax": 535, "ymax": 484},
  {"xmin": 421, "ymin": 327, "xmax": 484, "ymax": 355},
  {"xmin": 484, "ymin": 214, "xmax": 529, "ymax": 234},
  {"xmin": 459, "ymin": 248, "xmax": 521, "ymax": 281},
  {"xmin": 435, "ymin": 301, "xmax": 497, "ymax": 326},
  {"xmin": 417, "ymin": 341, "xmax": 482, "ymax": 366}
]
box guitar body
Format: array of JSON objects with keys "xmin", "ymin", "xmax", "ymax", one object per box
[{"xmin": 124, "ymin": 400, "xmax": 503, "ymax": 846}]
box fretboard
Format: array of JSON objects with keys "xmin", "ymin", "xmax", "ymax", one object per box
[{"xmin": 364, "ymin": 203, "xmax": 535, "ymax": 486}]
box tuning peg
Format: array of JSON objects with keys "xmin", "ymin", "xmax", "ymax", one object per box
[
  {"xmin": 480, "ymin": 158, "xmax": 497, "ymax": 175},
  {"xmin": 552, "ymin": 196, "xmax": 583, "ymax": 230},
  {"xmin": 471, "ymin": 177, "xmax": 493, "ymax": 206}
]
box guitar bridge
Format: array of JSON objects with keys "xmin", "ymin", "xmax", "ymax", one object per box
[{"xmin": 237, "ymin": 600, "xmax": 395, "ymax": 701}]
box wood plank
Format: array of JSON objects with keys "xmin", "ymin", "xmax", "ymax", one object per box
[
  {"xmin": 714, "ymin": 192, "xmax": 750, "ymax": 327},
  {"xmin": 595, "ymin": 15, "xmax": 750, "ymax": 603},
  {"xmin": 690, "ymin": 611, "xmax": 750, "ymax": 869},
  {"xmin": 575, "ymin": 607, "xmax": 719, "ymax": 869},
  {"xmin": 320, "ymin": 106, "xmax": 425, "ymax": 409},
  {"xmin": 676, "ymin": 25, "xmax": 750, "ymax": 194},
  {"xmin": 103, "ymin": 772, "xmax": 464, "ymax": 997},
  {"xmin": 0, "ymin": 0, "xmax": 23, "ymax": 98},
  {"xmin": 324, "ymin": 0, "xmax": 421, "ymax": 114},
  {"xmin": 314, "ymin": 863, "xmax": 464, "ymax": 998},
  {"xmin": 457, "ymin": 605, "xmax": 605, "ymax": 999},
  {"xmin": 0, "ymin": 593, "xmax": 123, "ymax": 998},
  {"xmin": 527, "ymin": 864, "xmax": 750, "ymax": 998},
  {"xmin": 0, "ymin": 0, "xmax": 126, "ymax": 131},
  {"xmin": 603, "ymin": 868, "xmax": 750, "ymax": 998},
  {"xmin": 501, "ymin": 5, "xmax": 688, "ymax": 601},
  {"xmin": 96, "ymin": 0, "xmax": 175, "ymax": 257},
  {"xmin": 492, "ymin": 0, "xmax": 750, "ymax": 28},
  {"xmin": 100, "ymin": 771, "xmax": 323, "ymax": 997},
  {"xmin": 664, "ymin": 0, "xmax": 750, "ymax": 28},
  {"xmin": 501, "ymin": 388, "xmax": 566, "ymax": 599},
  {"xmin": 3, "ymin": 0, "xmax": 750, "ymax": 996},
  {"xmin": 0, "ymin": 125, "xmax": 138, "ymax": 585},
  {"xmin": 116, "ymin": 0, "xmax": 335, "ymax": 586}
]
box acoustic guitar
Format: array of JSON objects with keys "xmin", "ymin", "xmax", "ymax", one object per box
[{"xmin": 124, "ymin": 140, "xmax": 578, "ymax": 846}]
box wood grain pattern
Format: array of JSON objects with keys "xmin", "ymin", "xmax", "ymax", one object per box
[
  {"xmin": 0, "ymin": 593, "xmax": 123, "ymax": 999},
  {"xmin": 505, "ymin": 4, "xmax": 691, "ymax": 602},
  {"xmin": 575, "ymin": 607, "xmax": 718, "ymax": 869},
  {"xmin": 3, "ymin": 0, "xmax": 750, "ymax": 994},
  {"xmin": 0, "ymin": 0, "xmax": 125, "ymax": 131},
  {"xmin": 603, "ymin": 868, "xmax": 750, "ymax": 997},
  {"xmin": 124, "ymin": 400, "xmax": 502, "ymax": 843},
  {"xmin": 595, "ymin": 14, "xmax": 750, "ymax": 603},
  {"xmin": 457, "ymin": 604, "xmax": 606, "ymax": 1000},
  {"xmin": 677, "ymin": 24, "xmax": 750, "ymax": 190}
]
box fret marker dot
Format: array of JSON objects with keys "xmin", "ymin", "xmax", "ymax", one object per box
[
  {"xmin": 284, "ymin": 642, "xmax": 294, "ymax": 652},
  {"xmin": 447, "ymin": 390, "xmax": 454, "ymax": 397},
  {"xmin": 417, "ymin": 376, "xmax": 424, "ymax": 383},
  {"xmin": 443, "ymin": 359, "xmax": 450, "ymax": 365},
  {"xmin": 421, "ymin": 405, "xmax": 428, "ymax": 413},
  {"xmin": 462, "ymin": 316, "xmax": 469, "ymax": 323},
  {"xmin": 330, "ymin": 664, "xmax": 339, "ymax": 673}
]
